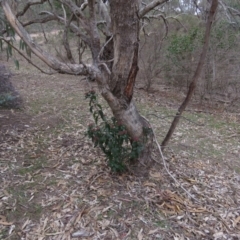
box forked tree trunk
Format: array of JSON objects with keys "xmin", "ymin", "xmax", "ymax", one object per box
[
  {"xmin": 98, "ymin": 0, "xmax": 153, "ymax": 171},
  {"xmin": 2, "ymin": 0, "xmax": 153, "ymax": 172}
]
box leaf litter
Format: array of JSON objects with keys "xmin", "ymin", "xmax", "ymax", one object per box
[{"xmin": 0, "ymin": 60, "xmax": 240, "ymax": 239}]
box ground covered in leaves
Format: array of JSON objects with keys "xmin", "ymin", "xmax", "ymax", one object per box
[{"xmin": 0, "ymin": 59, "xmax": 240, "ymax": 240}]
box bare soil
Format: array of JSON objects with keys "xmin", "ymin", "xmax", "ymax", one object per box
[{"xmin": 0, "ymin": 58, "xmax": 240, "ymax": 240}]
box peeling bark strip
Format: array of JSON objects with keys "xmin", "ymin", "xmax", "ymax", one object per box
[{"xmin": 124, "ymin": 42, "xmax": 139, "ymax": 103}]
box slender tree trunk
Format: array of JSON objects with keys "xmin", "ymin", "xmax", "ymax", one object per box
[{"xmin": 161, "ymin": 0, "xmax": 218, "ymax": 148}]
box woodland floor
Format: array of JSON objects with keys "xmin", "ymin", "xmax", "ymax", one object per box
[{"xmin": 0, "ymin": 58, "xmax": 240, "ymax": 240}]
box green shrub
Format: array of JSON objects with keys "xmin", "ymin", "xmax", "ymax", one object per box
[
  {"xmin": 0, "ymin": 92, "xmax": 17, "ymax": 108},
  {"xmin": 85, "ymin": 91, "xmax": 145, "ymax": 172}
]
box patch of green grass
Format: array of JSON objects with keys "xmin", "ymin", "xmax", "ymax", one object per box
[
  {"xmin": 9, "ymin": 202, "xmax": 43, "ymax": 221},
  {"xmin": 0, "ymin": 228, "xmax": 8, "ymax": 239},
  {"xmin": 105, "ymin": 209, "xmax": 115, "ymax": 218},
  {"xmin": 154, "ymin": 219, "xmax": 167, "ymax": 228},
  {"xmin": 17, "ymin": 156, "xmax": 47, "ymax": 175},
  {"xmin": 233, "ymin": 166, "xmax": 240, "ymax": 173},
  {"xmin": 6, "ymin": 184, "xmax": 43, "ymax": 222},
  {"xmin": 28, "ymin": 91, "xmax": 57, "ymax": 115},
  {"xmin": 204, "ymin": 114, "xmax": 240, "ymax": 132},
  {"xmin": 46, "ymin": 179, "xmax": 58, "ymax": 186}
]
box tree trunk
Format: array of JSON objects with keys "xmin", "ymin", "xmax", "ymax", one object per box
[
  {"xmin": 161, "ymin": 0, "xmax": 218, "ymax": 148},
  {"xmin": 102, "ymin": 0, "xmax": 153, "ymax": 171},
  {"xmin": 107, "ymin": 0, "xmax": 145, "ymax": 138},
  {"xmin": 1, "ymin": 0, "xmax": 153, "ymax": 172}
]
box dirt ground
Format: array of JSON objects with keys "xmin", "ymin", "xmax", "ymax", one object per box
[{"xmin": 0, "ymin": 58, "xmax": 240, "ymax": 240}]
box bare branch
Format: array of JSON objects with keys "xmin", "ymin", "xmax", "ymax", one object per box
[
  {"xmin": 87, "ymin": 0, "xmax": 101, "ymax": 62},
  {"xmin": 98, "ymin": 35, "xmax": 113, "ymax": 61},
  {"xmin": 143, "ymin": 14, "xmax": 169, "ymax": 39},
  {"xmin": 61, "ymin": 2, "xmax": 67, "ymax": 24},
  {"xmin": 166, "ymin": 15, "xmax": 188, "ymax": 31},
  {"xmin": 16, "ymin": 0, "xmax": 48, "ymax": 17},
  {"xmin": 62, "ymin": 14, "xmax": 75, "ymax": 64},
  {"xmin": 60, "ymin": 0, "xmax": 89, "ymax": 32},
  {"xmin": 139, "ymin": 0, "xmax": 169, "ymax": 18},
  {"xmin": 218, "ymin": 0, "xmax": 232, "ymax": 22},
  {"xmin": 227, "ymin": 6, "xmax": 240, "ymax": 16},
  {"xmin": 22, "ymin": 15, "xmax": 57, "ymax": 27},
  {"xmin": 77, "ymin": 39, "xmax": 86, "ymax": 64},
  {"xmin": 141, "ymin": 116, "xmax": 201, "ymax": 204},
  {"xmin": 0, "ymin": 14, "xmax": 57, "ymax": 36},
  {"xmin": 80, "ymin": 0, "xmax": 88, "ymax": 11},
  {"xmin": 1, "ymin": 0, "xmax": 92, "ymax": 76},
  {"xmin": 40, "ymin": 11, "xmax": 90, "ymax": 43}
]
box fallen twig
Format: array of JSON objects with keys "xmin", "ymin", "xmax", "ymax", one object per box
[{"xmin": 142, "ymin": 115, "xmax": 202, "ymax": 204}]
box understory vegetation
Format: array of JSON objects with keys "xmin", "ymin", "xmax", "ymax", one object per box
[{"xmin": 139, "ymin": 14, "xmax": 240, "ymax": 110}]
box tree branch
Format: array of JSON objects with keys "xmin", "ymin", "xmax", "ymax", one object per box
[
  {"xmin": 60, "ymin": 0, "xmax": 90, "ymax": 34},
  {"xmin": 1, "ymin": 8, "xmax": 56, "ymax": 36},
  {"xmin": 22, "ymin": 15, "xmax": 57, "ymax": 27},
  {"xmin": 141, "ymin": 116, "xmax": 201, "ymax": 204},
  {"xmin": 139, "ymin": 0, "xmax": 169, "ymax": 18},
  {"xmin": 62, "ymin": 14, "xmax": 75, "ymax": 64},
  {"xmin": 16, "ymin": 0, "xmax": 48, "ymax": 17},
  {"xmin": 0, "ymin": 37, "xmax": 54, "ymax": 74},
  {"xmin": 40, "ymin": 11, "xmax": 90, "ymax": 44},
  {"xmin": 1, "ymin": 0, "xmax": 92, "ymax": 76},
  {"xmin": 80, "ymin": 0, "xmax": 88, "ymax": 11},
  {"xmin": 87, "ymin": 0, "xmax": 101, "ymax": 62}
]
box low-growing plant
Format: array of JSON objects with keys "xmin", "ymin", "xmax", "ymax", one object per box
[
  {"xmin": 85, "ymin": 91, "xmax": 147, "ymax": 172},
  {"xmin": 0, "ymin": 92, "xmax": 17, "ymax": 108}
]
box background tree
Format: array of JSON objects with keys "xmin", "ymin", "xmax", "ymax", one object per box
[{"xmin": 139, "ymin": 0, "xmax": 240, "ymax": 112}]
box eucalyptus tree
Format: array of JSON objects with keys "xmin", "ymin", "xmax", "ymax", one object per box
[
  {"xmin": 1, "ymin": 0, "xmax": 170, "ymax": 167},
  {"xmin": 1, "ymin": 0, "xmax": 219, "ymax": 169}
]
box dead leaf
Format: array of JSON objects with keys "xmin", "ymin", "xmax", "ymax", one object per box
[
  {"xmin": 143, "ymin": 181, "xmax": 156, "ymax": 187},
  {"xmin": 148, "ymin": 228, "xmax": 159, "ymax": 235},
  {"xmin": 0, "ymin": 215, "xmax": 13, "ymax": 226},
  {"xmin": 71, "ymin": 229, "xmax": 92, "ymax": 238},
  {"xmin": 21, "ymin": 218, "xmax": 30, "ymax": 230},
  {"xmin": 233, "ymin": 216, "xmax": 240, "ymax": 227},
  {"xmin": 213, "ymin": 232, "xmax": 224, "ymax": 239},
  {"xmin": 150, "ymin": 171, "xmax": 162, "ymax": 180},
  {"xmin": 137, "ymin": 228, "xmax": 143, "ymax": 240}
]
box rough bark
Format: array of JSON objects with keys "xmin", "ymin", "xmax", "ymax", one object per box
[
  {"xmin": 107, "ymin": 0, "xmax": 146, "ymax": 139},
  {"xmin": 106, "ymin": 0, "xmax": 153, "ymax": 172}
]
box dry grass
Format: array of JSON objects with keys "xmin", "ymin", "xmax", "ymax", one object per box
[{"xmin": 0, "ymin": 56, "xmax": 240, "ymax": 240}]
